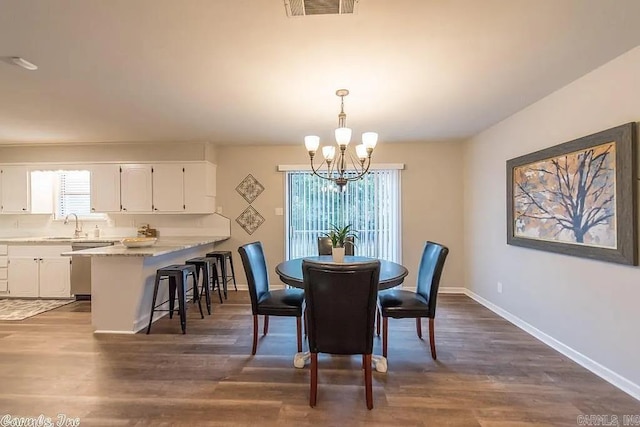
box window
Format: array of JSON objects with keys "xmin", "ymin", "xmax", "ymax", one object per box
[
  {"xmin": 286, "ymin": 169, "xmax": 401, "ymax": 262},
  {"xmin": 30, "ymin": 170, "xmax": 105, "ymax": 220}
]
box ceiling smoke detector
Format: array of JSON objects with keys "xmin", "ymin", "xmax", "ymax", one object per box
[{"xmin": 284, "ymin": 0, "xmax": 358, "ymax": 17}]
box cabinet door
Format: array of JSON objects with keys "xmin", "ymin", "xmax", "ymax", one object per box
[
  {"xmin": 90, "ymin": 164, "xmax": 121, "ymax": 213},
  {"xmin": 1, "ymin": 165, "xmax": 30, "ymax": 213},
  {"xmin": 152, "ymin": 164, "xmax": 184, "ymax": 212},
  {"xmin": 120, "ymin": 164, "xmax": 153, "ymax": 213},
  {"xmin": 38, "ymin": 257, "xmax": 71, "ymax": 298},
  {"xmin": 183, "ymin": 162, "xmax": 216, "ymax": 213},
  {"xmin": 7, "ymin": 257, "xmax": 39, "ymax": 297}
]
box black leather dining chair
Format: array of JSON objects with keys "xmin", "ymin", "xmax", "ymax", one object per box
[
  {"xmin": 238, "ymin": 242, "xmax": 304, "ymax": 355},
  {"xmin": 317, "ymin": 236, "xmax": 354, "ymax": 256},
  {"xmin": 302, "ymin": 259, "xmax": 380, "ymax": 409},
  {"xmin": 378, "ymin": 241, "xmax": 449, "ymax": 360}
]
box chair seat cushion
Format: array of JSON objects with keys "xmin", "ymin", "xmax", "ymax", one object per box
[
  {"xmin": 257, "ymin": 288, "xmax": 304, "ymax": 317},
  {"xmin": 378, "ymin": 289, "xmax": 430, "ymax": 318}
]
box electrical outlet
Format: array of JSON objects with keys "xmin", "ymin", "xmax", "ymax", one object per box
[{"xmin": 497, "ymin": 282, "xmax": 503, "ymax": 293}]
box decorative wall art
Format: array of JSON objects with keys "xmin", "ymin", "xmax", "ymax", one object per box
[
  {"xmin": 236, "ymin": 174, "xmax": 265, "ymax": 204},
  {"xmin": 506, "ymin": 122, "xmax": 637, "ymax": 265},
  {"xmin": 236, "ymin": 205, "xmax": 266, "ymax": 235}
]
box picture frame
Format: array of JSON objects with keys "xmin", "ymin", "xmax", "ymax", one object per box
[{"xmin": 506, "ymin": 122, "xmax": 637, "ymax": 265}]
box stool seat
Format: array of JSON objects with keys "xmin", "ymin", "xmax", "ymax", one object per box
[
  {"xmin": 206, "ymin": 250, "xmax": 238, "ymax": 299},
  {"xmin": 146, "ymin": 264, "xmax": 203, "ymax": 334}
]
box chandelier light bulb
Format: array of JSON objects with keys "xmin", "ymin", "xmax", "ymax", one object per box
[
  {"xmin": 355, "ymin": 144, "xmax": 368, "ymax": 160},
  {"xmin": 322, "ymin": 146, "xmax": 336, "ymax": 161},
  {"xmin": 304, "ymin": 135, "xmax": 320, "ymax": 152},
  {"xmin": 335, "ymin": 127, "xmax": 352, "ymax": 147},
  {"xmin": 362, "ymin": 132, "xmax": 378, "ymax": 150}
]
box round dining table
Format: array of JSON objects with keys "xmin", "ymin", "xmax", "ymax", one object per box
[
  {"xmin": 275, "ymin": 255, "xmax": 409, "ymax": 290},
  {"xmin": 275, "ymin": 255, "xmax": 409, "ymax": 373}
]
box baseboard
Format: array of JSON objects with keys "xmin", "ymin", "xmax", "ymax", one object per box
[
  {"xmin": 464, "ymin": 289, "xmax": 640, "ymax": 401},
  {"xmin": 439, "ymin": 286, "xmax": 466, "ymax": 294}
]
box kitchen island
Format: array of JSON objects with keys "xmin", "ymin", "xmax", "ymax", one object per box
[{"xmin": 63, "ymin": 236, "xmax": 229, "ymax": 333}]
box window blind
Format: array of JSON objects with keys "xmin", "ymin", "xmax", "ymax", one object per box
[{"xmin": 286, "ymin": 169, "xmax": 401, "ymax": 262}]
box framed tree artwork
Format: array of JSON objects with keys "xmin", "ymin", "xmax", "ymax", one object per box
[{"xmin": 506, "ymin": 122, "xmax": 637, "ymax": 265}]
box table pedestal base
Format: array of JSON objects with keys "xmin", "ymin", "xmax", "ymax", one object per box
[{"xmin": 293, "ymin": 351, "xmax": 387, "ymax": 373}]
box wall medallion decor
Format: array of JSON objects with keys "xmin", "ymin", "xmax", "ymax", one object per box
[
  {"xmin": 236, "ymin": 174, "xmax": 265, "ymax": 204},
  {"xmin": 236, "ymin": 206, "xmax": 266, "ymax": 235},
  {"xmin": 506, "ymin": 122, "xmax": 637, "ymax": 265}
]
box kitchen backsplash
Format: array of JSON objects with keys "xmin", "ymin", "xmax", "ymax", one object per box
[{"xmin": 0, "ymin": 213, "xmax": 230, "ymax": 238}]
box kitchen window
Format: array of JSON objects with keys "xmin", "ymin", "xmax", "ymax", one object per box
[{"xmin": 31, "ymin": 170, "xmax": 105, "ymax": 220}]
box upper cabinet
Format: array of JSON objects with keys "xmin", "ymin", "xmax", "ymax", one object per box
[
  {"xmin": 120, "ymin": 164, "xmax": 153, "ymax": 213},
  {"xmin": 152, "ymin": 164, "xmax": 185, "ymax": 212},
  {"xmin": 0, "ymin": 165, "xmax": 30, "ymax": 214},
  {"xmin": 184, "ymin": 162, "xmax": 216, "ymax": 213},
  {"xmin": 90, "ymin": 164, "xmax": 121, "ymax": 213}
]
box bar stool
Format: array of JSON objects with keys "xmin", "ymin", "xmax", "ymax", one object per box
[
  {"xmin": 206, "ymin": 250, "xmax": 238, "ymax": 299},
  {"xmin": 146, "ymin": 264, "xmax": 203, "ymax": 334},
  {"xmin": 186, "ymin": 257, "xmax": 223, "ymax": 312}
]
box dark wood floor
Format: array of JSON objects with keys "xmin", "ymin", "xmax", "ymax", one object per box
[{"xmin": 0, "ymin": 292, "xmax": 637, "ymax": 426}]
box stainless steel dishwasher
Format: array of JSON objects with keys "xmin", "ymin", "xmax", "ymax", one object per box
[{"xmin": 70, "ymin": 241, "xmax": 114, "ymax": 299}]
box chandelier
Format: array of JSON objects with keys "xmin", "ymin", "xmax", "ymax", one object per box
[{"xmin": 304, "ymin": 89, "xmax": 378, "ymax": 191}]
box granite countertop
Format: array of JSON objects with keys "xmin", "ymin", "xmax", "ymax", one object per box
[{"xmin": 60, "ymin": 236, "xmax": 229, "ymax": 257}]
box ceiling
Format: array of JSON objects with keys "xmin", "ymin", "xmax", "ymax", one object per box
[{"xmin": 1, "ymin": 0, "xmax": 640, "ymax": 146}]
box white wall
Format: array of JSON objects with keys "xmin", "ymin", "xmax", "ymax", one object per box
[{"xmin": 464, "ymin": 46, "xmax": 640, "ymax": 396}]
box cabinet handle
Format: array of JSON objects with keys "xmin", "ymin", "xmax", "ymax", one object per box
[
  {"xmin": 22, "ymin": 208, "xmax": 27, "ymax": 211},
  {"xmin": 154, "ymin": 208, "xmax": 158, "ymax": 211},
  {"xmin": 91, "ymin": 207, "xmax": 95, "ymax": 211},
  {"xmin": 33, "ymin": 258, "xmax": 37, "ymax": 261},
  {"xmin": 122, "ymin": 207, "xmax": 127, "ymax": 211}
]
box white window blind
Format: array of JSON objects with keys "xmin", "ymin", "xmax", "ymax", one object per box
[
  {"xmin": 57, "ymin": 170, "xmax": 92, "ymax": 218},
  {"xmin": 286, "ymin": 169, "xmax": 401, "ymax": 262}
]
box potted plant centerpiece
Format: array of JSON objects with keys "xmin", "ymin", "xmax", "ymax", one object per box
[{"xmin": 324, "ymin": 224, "xmax": 357, "ymax": 262}]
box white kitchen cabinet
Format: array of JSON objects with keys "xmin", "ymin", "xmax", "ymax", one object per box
[
  {"xmin": 38, "ymin": 257, "xmax": 72, "ymax": 298},
  {"xmin": 0, "ymin": 165, "xmax": 30, "ymax": 213},
  {"xmin": 184, "ymin": 162, "xmax": 216, "ymax": 213},
  {"xmin": 7, "ymin": 245, "xmax": 71, "ymax": 298},
  {"xmin": 152, "ymin": 164, "xmax": 185, "ymax": 212},
  {"xmin": 90, "ymin": 164, "xmax": 121, "ymax": 213},
  {"xmin": 0, "ymin": 244, "xmax": 7, "ymax": 294},
  {"xmin": 120, "ymin": 164, "xmax": 153, "ymax": 213},
  {"xmin": 7, "ymin": 257, "xmax": 39, "ymax": 297}
]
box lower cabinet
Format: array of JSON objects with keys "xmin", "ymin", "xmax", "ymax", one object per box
[{"xmin": 7, "ymin": 245, "xmax": 71, "ymax": 298}]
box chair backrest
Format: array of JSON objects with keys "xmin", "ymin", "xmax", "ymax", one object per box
[
  {"xmin": 238, "ymin": 241, "xmax": 270, "ymax": 315},
  {"xmin": 317, "ymin": 236, "xmax": 355, "ymax": 256},
  {"xmin": 303, "ymin": 259, "xmax": 380, "ymax": 355},
  {"xmin": 415, "ymin": 241, "xmax": 449, "ymax": 317}
]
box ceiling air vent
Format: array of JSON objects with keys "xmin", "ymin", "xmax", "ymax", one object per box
[{"xmin": 284, "ymin": 0, "xmax": 358, "ymax": 17}]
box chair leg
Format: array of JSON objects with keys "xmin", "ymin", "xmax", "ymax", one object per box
[
  {"xmin": 228, "ymin": 255, "xmax": 238, "ymax": 291},
  {"xmin": 252, "ymin": 314, "xmax": 258, "ymax": 355},
  {"xmin": 364, "ymin": 353, "xmax": 373, "ymax": 410},
  {"xmin": 263, "ymin": 315, "xmax": 269, "ymax": 336},
  {"xmin": 416, "ymin": 317, "xmax": 422, "ymax": 339},
  {"xmin": 376, "ymin": 308, "xmax": 381, "ymax": 336},
  {"xmin": 382, "ymin": 317, "xmax": 388, "ymax": 358},
  {"xmin": 190, "ymin": 272, "xmax": 204, "ymax": 320},
  {"xmin": 310, "ymin": 353, "xmax": 318, "ymax": 407},
  {"xmin": 146, "ymin": 274, "xmax": 161, "ymax": 334},
  {"xmin": 296, "ymin": 316, "xmax": 302, "ymax": 352},
  {"xmin": 429, "ymin": 317, "xmax": 437, "ymax": 360}
]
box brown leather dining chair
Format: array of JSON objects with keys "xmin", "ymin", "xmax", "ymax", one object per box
[
  {"xmin": 317, "ymin": 236, "xmax": 354, "ymax": 255},
  {"xmin": 378, "ymin": 241, "xmax": 449, "ymax": 360},
  {"xmin": 238, "ymin": 242, "xmax": 304, "ymax": 355},
  {"xmin": 302, "ymin": 259, "xmax": 380, "ymax": 409}
]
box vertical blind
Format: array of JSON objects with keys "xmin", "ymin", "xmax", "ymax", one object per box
[{"xmin": 286, "ymin": 169, "xmax": 401, "ymax": 262}]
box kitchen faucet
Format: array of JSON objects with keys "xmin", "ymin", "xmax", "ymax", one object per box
[{"xmin": 64, "ymin": 213, "xmax": 83, "ymax": 238}]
